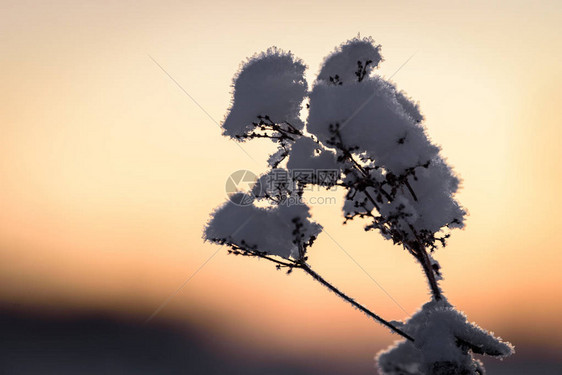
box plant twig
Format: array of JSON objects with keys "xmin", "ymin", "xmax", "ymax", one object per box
[
  {"xmin": 408, "ymin": 241, "xmax": 442, "ymax": 300},
  {"xmin": 299, "ymin": 263, "xmax": 415, "ymax": 342}
]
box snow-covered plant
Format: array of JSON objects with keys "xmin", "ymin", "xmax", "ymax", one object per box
[{"xmin": 204, "ymin": 37, "xmax": 513, "ymax": 374}]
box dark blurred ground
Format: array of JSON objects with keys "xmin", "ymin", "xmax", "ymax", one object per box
[
  {"xmin": 1, "ymin": 307, "xmax": 560, "ymax": 375},
  {"xmin": 0, "ymin": 306, "xmax": 336, "ymax": 375}
]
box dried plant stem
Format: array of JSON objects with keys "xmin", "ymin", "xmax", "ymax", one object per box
[
  {"xmin": 407, "ymin": 243, "xmax": 442, "ymax": 301},
  {"xmin": 419, "ymin": 248, "xmax": 442, "ymax": 300},
  {"xmin": 299, "ymin": 263, "xmax": 415, "ymax": 342}
]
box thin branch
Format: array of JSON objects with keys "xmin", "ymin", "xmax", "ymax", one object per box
[
  {"xmin": 404, "ymin": 178, "xmax": 418, "ymax": 202},
  {"xmin": 257, "ymin": 253, "xmax": 296, "ymax": 268},
  {"xmin": 332, "ymin": 126, "xmax": 393, "ymax": 202},
  {"xmin": 221, "ymin": 238, "xmax": 414, "ymax": 341},
  {"xmin": 299, "ymin": 263, "xmax": 414, "ymax": 342}
]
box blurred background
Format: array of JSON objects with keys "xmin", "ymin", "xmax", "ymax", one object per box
[{"xmin": 1, "ymin": 0, "xmax": 561, "ymax": 373}]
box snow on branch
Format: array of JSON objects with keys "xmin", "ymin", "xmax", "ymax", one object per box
[
  {"xmin": 308, "ymin": 76, "xmax": 439, "ymax": 174},
  {"xmin": 376, "ymin": 299, "xmax": 514, "ymax": 375},
  {"xmin": 204, "ymin": 35, "xmax": 513, "ymax": 374},
  {"xmin": 205, "ymin": 193, "xmax": 320, "ymax": 260},
  {"xmin": 222, "ymin": 48, "xmax": 307, "ymax": 139},
  {"xmin": 317, "ymin": 36, "xmax": 382, "ymax": 84}
]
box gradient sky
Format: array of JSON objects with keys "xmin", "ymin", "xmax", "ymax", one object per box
[{"xmin": 1, "ymin": 0, "xmax": 561, "ymax": 371}]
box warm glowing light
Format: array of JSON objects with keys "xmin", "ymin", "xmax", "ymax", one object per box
[{"xmin": 1, "ymin": 0, "xmax": 561, "ymax": 366}]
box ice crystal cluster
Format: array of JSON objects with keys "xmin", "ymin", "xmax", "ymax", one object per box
[{"xmin": 377, "ymin": 299, "xmax": 513, "ymax": 374}]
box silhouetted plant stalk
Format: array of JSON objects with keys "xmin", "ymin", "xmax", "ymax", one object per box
[
  {"xmin": 299, "ymin": 263, "xmax": 415, "ymax": 341},
  {"xmin": 207, "ymin": 40, "xmax": 513, "ymax": 373},
  {"xmin": 220, "ymin": 238, "xmax": 414, "ymax": 342}
]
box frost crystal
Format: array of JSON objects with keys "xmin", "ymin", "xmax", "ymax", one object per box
[
  {"xmin": 308, "ymin": 70, "xmax": 464, "ymax": 242},
  {"xmin": 308, "ymin": 77, "xmax": 439, "ymax": 173},
  {"xmin": 205, "ymin": 193, "xmax": 321, "ymax": 259},
  {"xmin": 317, "ymin": 36, "xmax": 382, "ymax": 84},
  {"xmin": 376, "ymin": 300, "xmax": 514, "ymax": 375},
  {"xmin": 222, "ymin": 48, "xmax": 307, "ymax": 138}
]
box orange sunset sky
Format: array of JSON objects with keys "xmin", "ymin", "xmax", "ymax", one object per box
[{"xmin": 1, "ymin": 0, "xmax": 561, "ymax": 372}]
